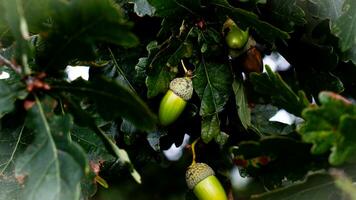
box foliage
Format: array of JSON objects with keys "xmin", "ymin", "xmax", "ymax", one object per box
[{"xmin": 0, "ymin": 0, "xmax": 356, "ymax": 200}]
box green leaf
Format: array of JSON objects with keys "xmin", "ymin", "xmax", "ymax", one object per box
[
  {"xmin": 15, "ymin": 97, "xmax": 88, "ymax": 200},
  {"xmin": 144, "ymin": 40, "xmax": 176, "ymax": 98},
  {"xmin": 269, "ymin": 0, "xmax": 306, "ymax": 32},
  {"xmin": 2, "ymin": 0, "xmax": 31, "ymax": 73},
  {"xmin": 210, "ymin": 0, "xmax": 290, "ymax": 42},
  {"xmin": 329, "ymin": 115, "xmax": 356, "ymax": 165},
  {"xmin": 145, "ymin": 28, "xmax": 195, "ymax": 98},
  {"xmin": 71, "ymin": 125, "xmax": 111, "ymax": 160},
  {"xmin": 201, "ymin": 114, "xmax": 220, "ymax": 143},
  {"xmin": 0, "ymin": 126, "xmax": 25, "ymax": 177},
  {"xmin": 251, "ymin": 165, "xmax": 356, "ymax": 200},
  {"xmin": 250, "ymin": 65, "xmax": 310, "ymax": 116},
  {"xmin": 0, "ymin": 118, "xmax": 28, "ymax": 200},
  {"xmin": 147, "ymin": 0, "xmax": 201, "ymax": 17},
  {"xmin": 307, "ymin": 0, "xmax": 344, "ymax": 21},
  {"xmin": 193, "ymin": 61, "xmax": 232, "ymax": 143},
  {"xmin": 232, "ymin": 79, "xmax": 251, "ymax": 129},
  {"xmin": 306, "ymin": 71, "xmax": 344, "ymax": 94},
  {"xmin": 63, "ymin": 96, "xmax": 142, "ymax": 184},
  {"xmin": 233, "ymin": 136, "xmax": 322, "ymax": 189},
  {"xmin": 306, "ymin": 0, "xmax": 356, "ymax": 63},
  {"xmin": 331, "ymin": 0, "xmax": 356, "ymax": 52},
  {"xmin": 19, "ymin": 0, "xmax": 52, "ymax": 33},
  {"xmin": 0, "ymin": 80, "xmax": 27, "ymax": 118},
  {"xmin": 214, "ymin": 131, "xmax": 229, "ymax": 147},
  {"xmin": 343, "ymin": 45, "xmax": 356, "ymax": 64},
  {"xmin": 193, "ymin": 61, "xmax": 232, "ymax": 116},
  {"xmin": 0, "ymin": 178, "xmax": 20, "ymax": 200},
  {"xmin": 298, "ymin": 91, "xmax": 356, "ymax": 165},
  {"xmin": 35, "ymin": 0, "xmax": 139, "ymax": 70},
  {"xmin": 51, "ymin": 77, "xmax": 157, "ymax": 131}
]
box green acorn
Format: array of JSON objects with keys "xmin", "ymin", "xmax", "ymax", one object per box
[
  {"xmin": 186, "ymin": 163, "xmax": 228, "ymax": 200},
  {"xmin": 226, "ymin": 25, "xmax": 249, "ymax": 49},
  {"xmin": 223, "ymin": 18, "xmax": 249, "ymax": 49},
  {"xmin": 159, "ymin": 76, "xmax": 193, "ymax": 126}
]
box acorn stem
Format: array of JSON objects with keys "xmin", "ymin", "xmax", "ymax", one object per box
[
  {"xmin": 191, "ymin": 138, "xmax": 200, "ymax": 166},
  {"xmin": 181, "ymin": 59, "xmax": 188, "ymax": 74}
]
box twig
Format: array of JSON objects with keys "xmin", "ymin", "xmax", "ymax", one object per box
[{"xmin": 0, "ymin": 54, "xmax": 21, "ymax": 74}]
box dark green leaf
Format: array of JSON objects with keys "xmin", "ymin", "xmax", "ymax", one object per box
[
  {"xmin": 2, "ymin": 0, "xmax": 31, "ymax": 72},
  {"xmin": 193, "ymin": 61, "xmax": 232, "ymax": 143},
  {"xmin": 251, "ymin": 165, "xmax": 356, "ymax": 200},
  {"xmin": 307, "ymin": 0, "xmax": 343, "ymax": 21},
  {"xmin": 71, "ymin": 125, "xmax": 112, "ymax": 160},
  {"xmin": 0, "ymin": 119, "xmax": 28, "ymax": 200},
  {"xmin": 210, "ymin": 0, "xmax": 290, "ymax": 42},
  {"xmin": 0, "ymin": 80, "xmax": 27, "ymax": 118},
  {"xmin": 147, "ymin": 0, "xmax": 201, "ymax": 17},
  {"xmin": 64, "ymin": 96, "xmax": 142, "ymax": 184},
  {"xmin": 52, "ymin": 77, "xmax": 157, "ymax": 131},
  {"xmin": 0, "ymin": 126, "xmax": 26, "ymax": 177},
  {"xmin": 15, "ymin": 97, "xmax": 88, "ymax": 200},
  {"xmin": 331, "ymin": 0, "xmax": 356, "ymax": 51},
  {"xmin": 145, "ymin": 28, "xmax": 195, "ymax": 98},
  {"xmin": 214, "ymin": 131, "xmax": 229, "ymax": 147},
  {"xmin": 250, "ymin": 65, "xmax": 310, "ymax": 116},
  {"xmin": 343, "ymin": 45, "xmax": 356, "ymax": 64},
  {"xmin": 144, "ymin": 40, "xmax": 176, "ymax": 98},
  {"xmin": 35, "ymin": 0, "xmax": 138, "ymax": 70},
  {"xmin": 0, "ymin": 177, "xmax": 20, "ymax": 200},
  {"xmin": 232, "ymin": 79, "xmax": 251, "ymax": 129},
  {"xmin": 233, "ymin": 136, "xmax": 324, "ymax": 189},
  {"xmin": 269, "ymin": 0, "xmax": 306, "ymax": 32},
  {"xmin": 193, "ymin": 61, "xmax": 232, "ymax": 116},
  {"xmin": 201, "ymin": 114, "xmax": 220, "ymax": 143},
  {"xmin": 21, "ymin": 0, "xmax": 52, "ymax": 33},
  {"xmin": 306, "ymin": 0, "xmax": 356, "ymax": 63},
  {"xmin": 306, "ymin": 71, "xmax": 344, "ymax": 94}
]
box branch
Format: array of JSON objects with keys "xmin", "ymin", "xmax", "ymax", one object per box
[{"xmin": 0, "ymin": 54, "xmax": 22, "ymax": 74}]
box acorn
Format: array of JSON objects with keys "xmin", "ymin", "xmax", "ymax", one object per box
[
  {"xmin": 159, "ymin": 76, "xmax": 193, "ymax": 126},
  {"xmin": 224, "ymin": 18, "xmax": 249, "ymax": 49},
  {"xmin": 226, "ymin": 26, "xmax": 249, "ymax": 49},
  {"xmin": 186, "ymin": 163, "xmax": 228, "ymax": 200}
]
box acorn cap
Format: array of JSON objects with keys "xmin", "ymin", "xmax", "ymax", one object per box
[
  {"xmin": 186, "ymin": 163, "xmax": 215, "ymax": 189},
  {"xmin": 169, "ymin": 77, "xmax": 193, "ymax": 101}
]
